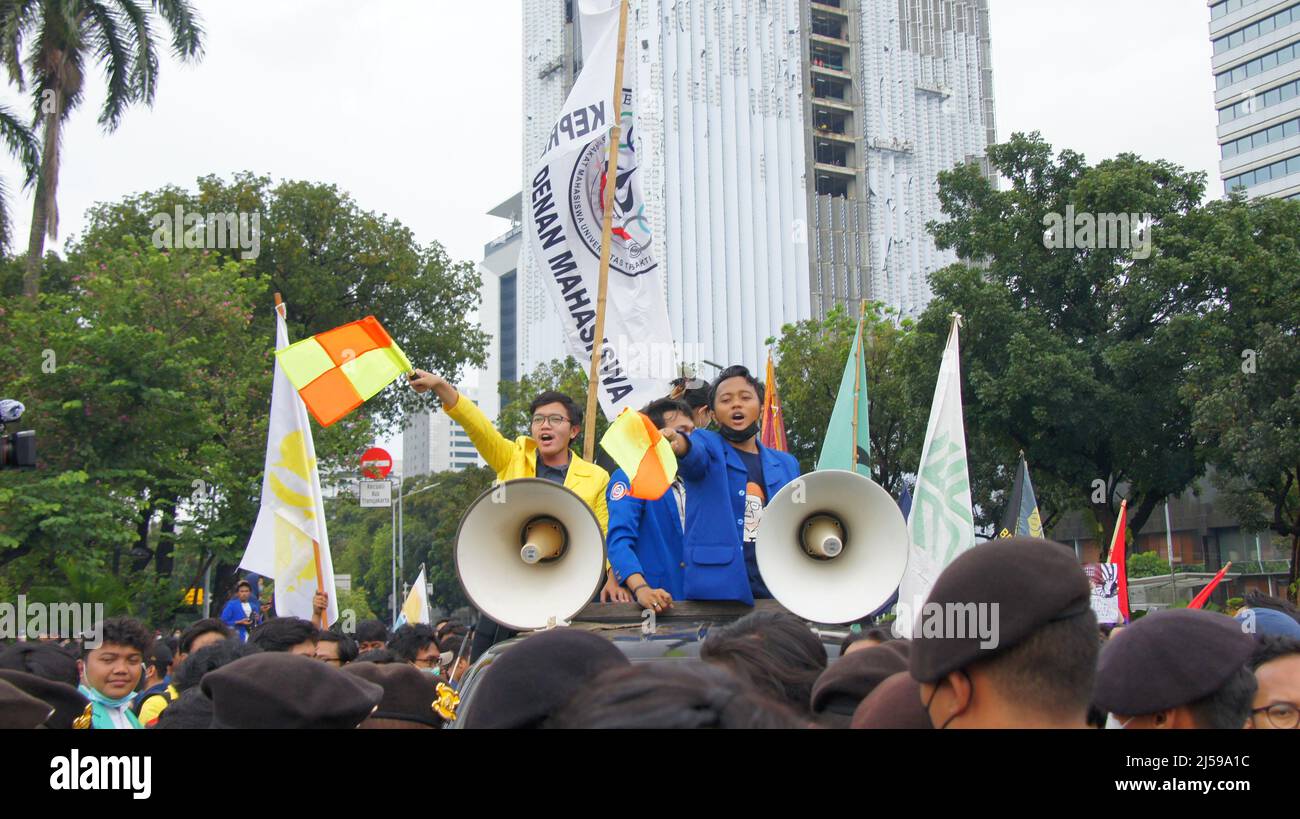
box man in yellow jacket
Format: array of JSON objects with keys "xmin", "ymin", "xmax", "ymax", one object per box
[{"xmin": 407, "ymin": 369, "xmax": 630, "ymax": 616}]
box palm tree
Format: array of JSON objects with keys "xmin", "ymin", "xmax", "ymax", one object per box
[
  {"xmin": 0, "ymin": 101, "xmax": 39, "ymax": 254},
  {"xmin": 0, "ymin": 0, "xmax": 204, "ymax": 297}
]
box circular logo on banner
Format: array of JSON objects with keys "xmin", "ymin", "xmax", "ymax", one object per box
[
  {"xmin": 610, "ymin": 481, "xmax": 628, "ymax": 501},
  {"xmin": 568, "ymin": 121, "xmax": 657, "ymax": 278}
]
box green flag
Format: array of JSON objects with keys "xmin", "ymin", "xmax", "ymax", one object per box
[{"xmin": 816, "ymin": 311, "xmax": 870, "ymax": 476}]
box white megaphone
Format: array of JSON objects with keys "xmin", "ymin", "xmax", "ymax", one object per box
[
  {"xmin": 455, "ymin": 478, "xmax": 606, "ymax": 631},
  {"xmin": 755, "ymin": 469, "xmax": 909, "ymax": 624}
]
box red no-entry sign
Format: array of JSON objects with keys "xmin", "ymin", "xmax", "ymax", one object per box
[{"xmin": 360, "ymin": 447, "xmax": 393, "ymax": 480}]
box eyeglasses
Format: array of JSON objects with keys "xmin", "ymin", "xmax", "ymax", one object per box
[
  {"xmin": 1251, "ymin": 702, "xmax": 1299, "ymax": 729},
  {"xmin": 413, "ymin": 656, "xmax": 440, "ymax": 668},
  {"xmin": 530, "ymin": 414, "xmax": 570, "ymax": 428}
]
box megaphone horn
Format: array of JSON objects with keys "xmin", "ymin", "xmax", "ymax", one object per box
[
  {"xmin": 801, "ymin": 514, "xmax": 845, "ymax": 559},
  {"xmin": 520, "ymin": 517, "xmax": 566, "ymax": 564},
  {"xmin": 755, "ymin": 470, "xmax": 909, "ymax": 624},
  {"xmin": 455, "ymin": 478, "xmax": 606, "ymax": 631}
]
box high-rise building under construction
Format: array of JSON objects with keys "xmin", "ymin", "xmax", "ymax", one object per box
[{"xmin": 516, "ymin": 0, "xmax": 997, "ymax": 378}]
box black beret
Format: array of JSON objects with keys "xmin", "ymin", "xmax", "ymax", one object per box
[
  {"xmin": 153, "ymin": 688, "xmax": 214, "ymax": 730},
  {"xmin": 145, "ymin": 640, "xmax": 173, "ymax": 671},
  {"xmin": 811, "ymin": 641, "xmax": 911, "ymax": 725},
  {"xmin": 460, "ymin": 629, "xmax": 629, "ymax": 729},
  {"xmin": 910, "ymin": 537, "xmax": 1091, "ymax": 683},
  {"xmin": 203, "ymin": 653, "xmax": 383, "ymax": 729},
  {"xmin": 343, "ymin": 661, "xmax": 441, "ymax": 728},
  {"xmin": 0, "ymin": 641, "xmax": 80, "ymax": 686},
  {"xmin": 1093, "ymin": 609, "xmax": 1255, "ymax": 716},
  {"xmin": 0, "ymin": 670, "xmax": 89, "ymax": 729},
  {"xmin": 851, "ymin": 672, "xmax": 934, "ymax": 730},
  {"xmin": 0, "ymin": 678, "xmax": 55, "ymax": 729}
]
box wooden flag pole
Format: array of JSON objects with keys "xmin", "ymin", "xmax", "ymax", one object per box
[
  {"xmin": 583, "ymin": 0, "xmax": 631, "ymax": 464},
  {"xmin": 277, "ymin": 291, "xmax": 326, "ymax": 628},
  {"xmin": 850, "ymin": 300, "xmax": 867, "ymax": 471}
]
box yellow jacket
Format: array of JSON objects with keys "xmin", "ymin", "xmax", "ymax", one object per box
[{"xmin": 446, "ymin": 396, "xmax": 610, "ymax": 533}]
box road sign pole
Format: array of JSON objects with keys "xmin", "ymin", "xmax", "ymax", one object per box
[
  {"xmin": 391, "ymin": 490, "xmax": 398, "ymax": 626},
  {"xmin": 398, "ymin": 473, "xmax": 404, "ymax": 594}
]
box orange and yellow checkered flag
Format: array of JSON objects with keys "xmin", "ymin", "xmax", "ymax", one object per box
[
  {"xmin": 599, "ymin": 408, "xmax": 677, "ymax": 500},
  {"xmin": 274, "ymin": 316, "xmax": 413, "ymax": 427}
]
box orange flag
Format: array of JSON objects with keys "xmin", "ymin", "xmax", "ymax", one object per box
[
  {"xmin": 760, "ymin": 351, "xmax": 788, "ymax": 452},
  {"xmin": 599, "ymin": 409, "xmax": 677, "ymax": 500}
]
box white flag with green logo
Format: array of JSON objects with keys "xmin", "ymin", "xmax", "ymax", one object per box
[{"xmin": 895, "ymin": 316, "xmax": 975, "ymax": 639}]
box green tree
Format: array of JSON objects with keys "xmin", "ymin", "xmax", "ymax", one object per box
[
  {"xmin": 75, "ymin": 172, "xmax": 489, "ymax": 432},
  {"xmin": 0, "ymin": 103, "xmax": 39, "ymax": 252},
  {"xmin": 923, "ymin": 132, "xmax": 1211, "ymax": 547},
  {"xmin": 1, "ymin": 0, "xmax": 205, "ymax": 295},
  {"xmin": 399, "ymin": 467, "xmax": 496, "ymax": 612},
  {"xmin": 768, "ymin": 302, "xmax": 923, "ymax": 495},
  {"xmin": 0, "ymin": 238, "xmax": 268, "ymax": 588},
  {"xmin": 498, "ymin": 357, "xmax": 612, "ymax": 446},
  {"xmin": 1179, "ymin": 195, "xmax": 1300, "ymax": 599}
]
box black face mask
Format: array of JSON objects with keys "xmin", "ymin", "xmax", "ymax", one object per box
[{"xmin": 719, "ymin": 421, "xmax": 759, "ymax": 443}]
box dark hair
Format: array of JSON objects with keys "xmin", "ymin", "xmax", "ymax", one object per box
[
  {"xmin": 248, "ymin": 617, "xmax": 318, "ymax": 653},
  {"xmin": 707, "ymin": 365, "xmax": 763, "ymax": 411},
  {"xmin": 840, "ymin": 627, "xmax": 893, "ymax": 656},
  {"xmin": 356, "ymin": 619, "xmax": 390, "ymax": 645},
  {"xmin": 235, "ymin": 580, "xmax": 252, "ymax": 592},
  {"xmin": 354, "ymin": 648, "xmax": 402, "ymax": 664},
  {"xmin": 700, "ymin": 610, "xmax": 827, "ymax": 714},
  {"xmin": 173, "ymin": 640, "xmax": 263, "ymax": 692},
  {"xmin": 1249, "ymin": 635, "xmax": 1300, "ymax": 671},
  {"xmin": 88, "ymin": 617, "xmax": 152, "ymax": 657},
  {"xmin": 529, "ymin": 391, "xmax": 583, "ymax": 429},
  {"xmin": 145, "ymin": 641, "xmax": 173, "ymax": 676},
  {"xmin": 641, "ymin": 398, "xmax": 694, "ymax": 430},
  {"xmin": 1185, "ymin": 665, "xmax": 1258, "ymax": 729},
  {"xmin": 1243, "ymin": 590, "xmax": 1300, "ymax": 620},
  {"xmin": 0, "ymin": 641, "xmax": 80, "ymax": 686},
  {"xmin": 974, "ymin": 610, "xmax": 1099, "ymax": 719},
  {"xmin": 670, "ymin": 376, "xmax": 711, "ymax": 410},
  {"xmin": 546, "ymin": 663, "xmax": 806, "ymax": 729},
  {"xmin": 388, "ymin": 624, "xmax": 438, "ymax": 662},
  {"xmin": 179, "ymin": 619, "xmax": 234, "ymax": 655},
  {"xmin": 316, "ymin": 630, "xmax": 359, "ymax": 664}
]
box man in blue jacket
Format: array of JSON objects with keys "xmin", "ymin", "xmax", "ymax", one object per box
[
  {"xmin": 663, "ymin": 365, "xmax": 801, "ymax": 604},
  {"xmin": 606, "ymin": 398, "xmax": 696, "ymax": 613}
]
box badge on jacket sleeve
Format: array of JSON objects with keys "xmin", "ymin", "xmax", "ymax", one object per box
[{"xmin": 610, "ymin": 482, "xmax": 628, "ymax": 501}]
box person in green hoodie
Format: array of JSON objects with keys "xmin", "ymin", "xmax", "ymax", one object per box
[{"xmin": 77, "ymin": 616, "xmax": 151, "ymax": 729}]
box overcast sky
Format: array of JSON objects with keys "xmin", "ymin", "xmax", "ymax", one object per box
[
  {"xmin": 0, "ymin": 0, "xmax": 1224, "ymax": 460},
  {"xmin": 0, "ymin": 0, "xmax": 1224, "ymax": 271}
]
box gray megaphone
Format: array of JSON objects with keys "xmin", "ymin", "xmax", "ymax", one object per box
[
  {"xmin": 455, "ymin": 478, "xmax": 606, "ymax": 631},
  {"xmin": 755, "ymin": 470, "xmax": 908, "ymax": 624}
]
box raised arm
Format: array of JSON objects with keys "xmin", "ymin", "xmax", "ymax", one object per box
[{"xmin": 409, "ymin": 368, "xmax": 515, "ymax": 473}]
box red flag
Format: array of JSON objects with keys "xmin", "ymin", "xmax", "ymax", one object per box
[
  {"xmin": 760, "ymin": 351, "xmax": 788, "ymax": 452},
  {"xmin": 1188, "ymin": 562, "xmax": 1233, "ymax": 610},
  {"xmin": 1108, "ymin": 500, "xmax": 1130, "ymax": 624}
]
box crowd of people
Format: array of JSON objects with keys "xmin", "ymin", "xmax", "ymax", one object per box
[
  {"xmin": 2, "ymin": 365, "xmax": 1296, "ymax": 730},
  {"xmin": 0, "ymin": 555, "xmax": 1296, "ymax": 729}
]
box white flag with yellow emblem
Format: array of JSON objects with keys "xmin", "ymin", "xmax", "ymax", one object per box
[
  {"xmin": 395, "ymin": 565, "xmax": 431, "ymax": 629},
  {"xmin": 239, "ymin": 301, "xmax": 339, "ymax": 626}
]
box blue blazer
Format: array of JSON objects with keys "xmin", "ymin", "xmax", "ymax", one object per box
[
  {"xmin": 220, "ymin": 599, "xmax": 253, "ymax": 642},
  {"xmin": 676, "ymin": 429, "xmax": 801, "ymax": 604},
  {"xmin": 606, "ymin": 468, "xmax": 685, "ymax": 600}
]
